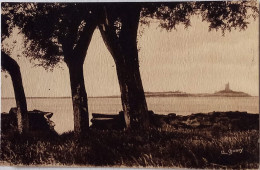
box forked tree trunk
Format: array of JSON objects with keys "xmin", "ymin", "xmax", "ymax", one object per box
[
  {"xmin": 62, "ymin": 16, "xmax": 98, "ymax": 135},
  {"xmin": 67, "ymin": 62, "xmax": 89, "ymax": 134},
  {"xmin": 1, "ymin": 51, "xmax": 29, "ymax": 133},
  {"xmin": 99, "ymin": 6, "xmax": 150, "ymax": 129}
]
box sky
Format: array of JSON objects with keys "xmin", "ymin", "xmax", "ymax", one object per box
[{"xmin": 1, "ymin": 15, "xmax": 259, "ymax": 97}]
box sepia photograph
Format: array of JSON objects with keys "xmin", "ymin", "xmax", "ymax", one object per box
[{"xmin": 1, "ymin": 0, "xmax": 259, "ymax": 169}]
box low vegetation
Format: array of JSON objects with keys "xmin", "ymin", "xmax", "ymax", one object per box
[{"xmin": 1, "ymin": 126, "xmax": 259, "ymax": 168}]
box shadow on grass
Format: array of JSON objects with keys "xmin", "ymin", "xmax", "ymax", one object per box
[{"xmin": 1, "ymin": 127, "xmax": 259, "ymax": 168}]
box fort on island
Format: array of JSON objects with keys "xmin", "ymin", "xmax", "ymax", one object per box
[{"xmin": 214, "ymin": 83, "xmax": 251, "ymax": 97}]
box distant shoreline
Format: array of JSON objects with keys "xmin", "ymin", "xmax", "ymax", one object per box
[{"xmin": 1, "ymin": 95, "xmax": 258, "ymax": 99}]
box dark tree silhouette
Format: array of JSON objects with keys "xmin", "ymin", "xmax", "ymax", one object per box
[
  {"xmin": 1, "ymin": 10, "xmax": 29, "ymax": 133},
  {"xmin": 98, "ymin": 1, "xmax": 258, "ymax": 129},
  {"xmin": 98, "ymin": 4, "xmax": 150, "ymax": 129},
  {"xmin": 2, "ymin": 3, "xmax": 103, "ymax": 135}
]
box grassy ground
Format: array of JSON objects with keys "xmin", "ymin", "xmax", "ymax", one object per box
[{"xmin": 0, "ymin": 126, "xmax": 259, "ymax": 168}]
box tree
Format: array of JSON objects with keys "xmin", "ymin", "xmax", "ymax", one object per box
[
  {"xmin": 2, "ymin": 3, "xmax": 102, "ymax": 135},
  {"xmin": 98, "ymin": 1, "xmax": 258, "ymax": 129},
  {"xmin": 98, "ymin": 4, "xmax": 150, "ymax": 129},
  {"xmin": 1, "ymin": 10, "xmax": 29, "ymax": 133}
]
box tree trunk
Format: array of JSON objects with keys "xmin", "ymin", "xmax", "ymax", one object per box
[
  {"xmin": 99, "ymin": 6, "xmax": 150, "ymax": 129},
  {"xmin": 67, "ymin": 62, "xmax": 89, "ymax": 135},
  {"xmin": 61, "ymin": 12, "xmax": 99, "ymax": 135},
  {"xmin": 115, "ymin": 52, "xmax": 150, "ymax": 129},
  {"xmin": 1, "ymin": 51, "xmax": 29, "ymax": 133}
]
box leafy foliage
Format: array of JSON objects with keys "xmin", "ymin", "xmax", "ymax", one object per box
[
  {"xmin": 141, "ymin": 1, "xmax": 258, "ymax": 33},
  {"xmin": 2, "ymin": 1, "xmax": 258, "ymax": 69},
  {"xmin": 2, "ymin": 3, "xmax": 99, "ymax": 69}
]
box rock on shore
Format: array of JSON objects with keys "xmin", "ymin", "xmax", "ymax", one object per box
[
  {"xmin": 90, "ymin": 111, "xmax": 259, "ymax": 131},
  {"xmin": 1, "ymin": 107, "xmax": 56, "ymax": 135},
  {"xmin": 151, "ymin": 111, "xmax": 259, "ymax": 131}
]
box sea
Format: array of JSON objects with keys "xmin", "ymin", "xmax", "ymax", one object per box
[{"xmin": 1, "ymin": 96, "xmax": 259, "ymax": 134}]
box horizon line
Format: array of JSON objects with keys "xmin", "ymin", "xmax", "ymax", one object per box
[{"xmin": 1, "ymin": 91, "xmax": 258, "ymax": 99}]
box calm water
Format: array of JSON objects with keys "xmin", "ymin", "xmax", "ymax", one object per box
[{"xmin": 1, "ymin": 97, "xmax": 259, "ymax": 134}]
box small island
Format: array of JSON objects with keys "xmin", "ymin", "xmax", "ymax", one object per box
[
  {"xmin": 144, "ymin": 83, "xmax": 251, "ymax": 97},
  {"xmin": 212, "ymin": 83, "xmax": 251, "ymax": 97}
]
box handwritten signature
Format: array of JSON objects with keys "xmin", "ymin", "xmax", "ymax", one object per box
[{"xmin": 221, "ymin": 148, "xmax": 243, "ymax": 155}]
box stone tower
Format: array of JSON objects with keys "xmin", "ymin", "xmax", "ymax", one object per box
[{"xmin": 225, "ymin": 82, "xmax": 230, "ymax": 91}]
